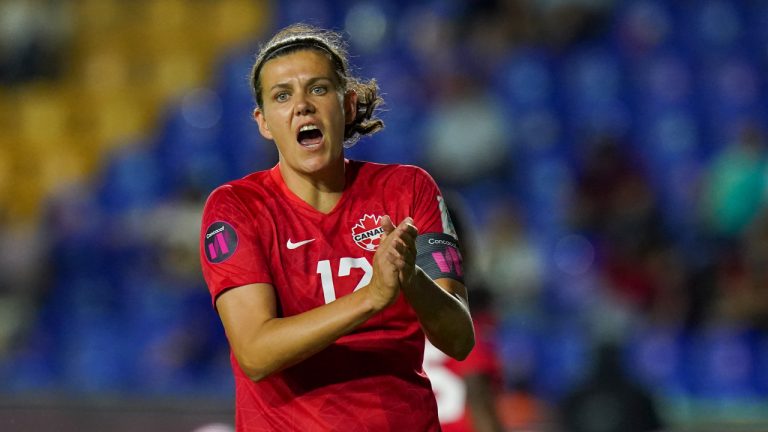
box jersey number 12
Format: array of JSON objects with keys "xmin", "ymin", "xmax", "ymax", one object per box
[{"xmin": 316, "ymin": 257, "xmax": 372, "ymax": 303}]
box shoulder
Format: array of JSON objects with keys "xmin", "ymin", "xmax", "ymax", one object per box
[
  {"xmin": 203, "ymin": 170, "xmax": 274, "ymax": 215},
  {"xmin": 351, "ymin": 160, "xmax": 436, "ymax": 186}
]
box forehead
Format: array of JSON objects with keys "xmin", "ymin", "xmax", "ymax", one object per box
[{"xmin": 259, "ymin": 49, "xmax": 337, "ymax": 86}]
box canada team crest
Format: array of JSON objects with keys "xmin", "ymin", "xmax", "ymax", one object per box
[{"xmin": 352, "ymin": 214, "xmax": 385, "ymax": 251}]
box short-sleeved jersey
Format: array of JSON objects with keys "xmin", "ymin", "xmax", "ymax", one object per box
[
  {"xmin": 424, "ymin": 313, "xmax": 502, "ymax": 432},
  {"xmin": 200, "ymin": 160, "xmax": 455, "ymax": 432}
]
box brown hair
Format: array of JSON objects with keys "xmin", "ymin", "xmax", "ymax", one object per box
[{"xmin": 250, "ymin": 24, "xmax": 384, "ymax": 146}]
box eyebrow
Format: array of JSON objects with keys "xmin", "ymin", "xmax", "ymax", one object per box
[{"xmin": 269, "ymin": 76, "xmax": 335, "ymax": 92}]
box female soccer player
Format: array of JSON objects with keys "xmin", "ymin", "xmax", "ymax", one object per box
[{"xmin": 200, "ymin": 23, "xmax": 475, "ymax": 431}]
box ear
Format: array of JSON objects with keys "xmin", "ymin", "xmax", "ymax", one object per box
[
  {"xmin": 253, "ymin": 108, "xmax": 273, "ymax": 140},
  {"xmin": 344, "ymin": 90, "xmax": 358, "ymax": 125}
]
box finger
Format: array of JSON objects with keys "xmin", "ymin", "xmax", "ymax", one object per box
[
  {"xmin": 400, "ymin": 226, "xmax": 417, "ymax": 245},
  {"xmin": 382, "ymin": 237, "xmax": 405, "ymax": 260},
  {"xmin": 379, "ymin": 218, "xmax": 417, "ymax": 252},
  {"xmin": 381, "ymin": 215, "xmax": 395, "ymax": 234},
  {"xmin": 397, "ymin": 229, "xmax": 416, "ymax": 253},
  {"xmin": 393, "ymin": 219, "xmax": 416, "ymax": 237},
  {"xmin": 400, "ymin": 242, "xmax": 415, "ymax": 264},
  {"xmin": 381, "ymin": 224, "xmax": 407, "ymax": 248},
  {"xmin": 402, "ymin": 242, "xmax": 416, "ymax": 262},
  {"xmin": 397, "ymin": 218, "xmax": 418, "ymax": 240},
  {"xmin": 386, "ymin": 250, "xmax": 406, "ymax": 269}
]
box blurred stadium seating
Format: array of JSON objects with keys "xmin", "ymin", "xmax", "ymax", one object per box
[{"xmin": 1, "ymin": 0, "xmax": 768, "ymax": 430}]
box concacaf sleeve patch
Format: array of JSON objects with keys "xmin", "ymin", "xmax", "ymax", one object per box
[
  {"xmin": 415, "ymin": 232, "xmax": 464, "ymax": 283},
  {"xmin": 204, "ymin": 221, "xmax": 238, "ymax": 263}
]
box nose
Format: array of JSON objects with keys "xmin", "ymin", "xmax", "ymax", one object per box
[{"xmin": 294, "ymin": 93, "xmax": 315, "ymax": 116}]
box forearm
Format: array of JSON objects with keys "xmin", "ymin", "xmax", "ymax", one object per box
[
  {"xmin": 401, "ymin": 267, "xmax": 475, "ymax": 359},
  {"xmin": 226, "ymin": 285, "xmax": 382, "ymax": 381}
]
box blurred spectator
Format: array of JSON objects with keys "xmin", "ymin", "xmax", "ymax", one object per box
[
  {"xmin": 692, "ymin": 123, "xmax": 768, "ymax": 327},
  {"xmin": 396, "ymin": 4, "xmax": 460, "ymax": 80},
  {"xmin": 0, "ymin": 221, "xmax": 47, "ymax": 357},
  {"xmin": 476, "ymin": 201, "xmax": 545, "ymax": 317},
  {"xmin": 712, "ymin": 209, "xmax": 768, "ymax": 329},
  {"xmin": 145, "ymin": 186, "xmax": 206, "ymax": 288},
  {"xmin": 0, "ymin": 0, "xmax": 72, "ymax": 85},
  {"xmin": 571, "ymin": 135, "xmax": 671, "ymax": 315},
  {"xmin": 570, "ymin": 135, "xmax": 651, "ymax": 237},
  {"xmin": 615, "ymin": 0, "xmax": 674, "ymax": 59},
  {"xmin": 642, "ymin": 244, "xmax": 690, "ymax": 327},
  {"xmin": 423, "ymin": 75, "xmax": 510, "ymax": 186},
  {"xmin": 558, "ymin": 342, "xmax": 664, "ymax": 432},
  {"xmin": 699, "ymin": 123, "xmax": 768, "ymax": 240},
  {"xmin": 531, "ymin": 0, "xmax": 614, "ymax": 49},
  {"xmin": 458, "ymin": 0, "xmax": 536, "ymax": 77}
]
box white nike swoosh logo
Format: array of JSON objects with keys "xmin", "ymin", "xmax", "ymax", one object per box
[{"xmin": 286, "ymin": 238, "xmax": 315, "ymax": 249}]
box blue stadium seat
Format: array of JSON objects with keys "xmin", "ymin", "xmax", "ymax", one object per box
[
  {"xmin": 677, "ymin": 0, "xmax": 747, "ymax": 62},
  {"xmin": 494, "ymin": 49, "xmax": 556, "ymax": 112},
  {"xmin": 612, "ymin": 0, "xmax": 679, "ymax": 60},
  {"xmin": 274, "ymin": 0, "xmax": 335, "ymax": 29},
  {"xmin": 520, "ymin": 157, "xmax": 574, "ymax": 235},
  {"xmin": 631, "ymin": 52, "xmax": 696, "ymax": 115},
  {"xmin": 697, "ymin": 57, "xmax": 765, "ymax": 153},
  {"xmin": 534, "ymin": 322, "xmax": 589, "ymax": 400},
  {"xmin": 559, "ymin": 45, "xmax": 631, "ymax": 141},
  {"xmin": 754, "ymin": 333, "xmax": 768, "ymax": 397},
  {"xmin": 0, "ymin": 326, "xmax": 59, "ymax": 392},
  {"xmin": 626, "ymin": 327, "xmax": 686, "ymax": 396},
  {"xmin": 684, "ymin": 328, "xmax": 758, "ymax": 398},
  {"xmin": 155, "ymin": 91, "xmax": 233, "ymax": 193},
  {"xmin": 496, "ymin": 318, "xmax": 539, "ymax": 391},
  {"xmin": 61, "ymin": 316, "xmax": 131, "ymax": 393},
  {"xmin": 214, "ymin": 50, "xmax": 281, "ymax": 177},
  {"xmin": 96, "ymin": 142, "xmax": 168, "ymax": 214}
]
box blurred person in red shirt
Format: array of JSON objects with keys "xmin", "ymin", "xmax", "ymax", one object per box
[
  {"xmin": 425, "ymin": 286, "xmax": 505, "ymax": 432},
  {"xmin": 424, "ymin": 197, "xmax": 506, "ymax": 432}
]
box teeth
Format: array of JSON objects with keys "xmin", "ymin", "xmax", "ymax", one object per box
[{"xmin": 300, "ymin": 124, "xmax": 318, "ymax": 132}]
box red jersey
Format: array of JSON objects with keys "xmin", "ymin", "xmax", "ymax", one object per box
[
  {"xmin": 200, "ymin": 160, "xmax": 454, "ymax": 431},
  {"xmin": 424, "ymin": 313, "xmax": 502, "ymax": 432}
]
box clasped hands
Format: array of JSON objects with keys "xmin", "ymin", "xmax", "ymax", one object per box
[{"xmin": 368, "ymin": 215, "xmax": 418, "ymax": 310}]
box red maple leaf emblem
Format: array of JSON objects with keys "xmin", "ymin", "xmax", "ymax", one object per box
[{"xmin": 352, "ymin": 214, "xmax": 384, "ymax": 251}]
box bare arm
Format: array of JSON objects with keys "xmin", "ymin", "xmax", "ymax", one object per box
[
  {"xmin": 217, "ymin": 281, "xmax": 380, "ymax": 381},
  {"xmin": 215, "ymin": 217, "xmax": 415, "ymax": 381},
  {"xmin": 401, "ymin": 272, "xmax": 474, "ymax": 360},
  {"xmin": 380, "ymin": 216, "xmax": 475, "ymax": 360}
]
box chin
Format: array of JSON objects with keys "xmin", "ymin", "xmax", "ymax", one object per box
[{"xmin": 298, "ymin": 155, "xmax": 334, "ymax": 173}]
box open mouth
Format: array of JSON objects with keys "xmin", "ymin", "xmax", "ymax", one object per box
[{"xmin": 297, "ymin": 124, "xmax": 323, "ymax": 147}]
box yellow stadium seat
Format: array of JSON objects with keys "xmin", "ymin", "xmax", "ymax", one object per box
[
  {"xmin": 4, "ymin": 0, "xmax": 270, "ymax": 222},
  {"xmin": 17, "ymin": 86, "xmax": 70, "ymax": 148}
]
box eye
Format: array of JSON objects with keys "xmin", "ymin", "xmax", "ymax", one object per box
[
  {"xmin": 275, "ymin": 91, "xmax": 290, "ymax": 102},
  {"xmin": 311, "ymin": 85, "xmax": 327, "ymax": 96}
]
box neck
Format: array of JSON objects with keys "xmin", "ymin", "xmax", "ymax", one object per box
[{"xmin": 279, "ymin": 158, "xmax": 346, "ymax": 213}]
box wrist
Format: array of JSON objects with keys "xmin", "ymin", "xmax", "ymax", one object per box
[{"xmin": 362, "ymin": 280, "xmax": 393, "ymax": 312}]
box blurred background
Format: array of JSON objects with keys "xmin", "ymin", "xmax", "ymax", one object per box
[{"xmin": 1, "ymin": 0, "xmax": 768, "ymax": 430}]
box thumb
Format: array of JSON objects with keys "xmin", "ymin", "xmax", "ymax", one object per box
[{"xmin": 380, "ymin": 215, "xmax": 395, "ymax": 234}]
